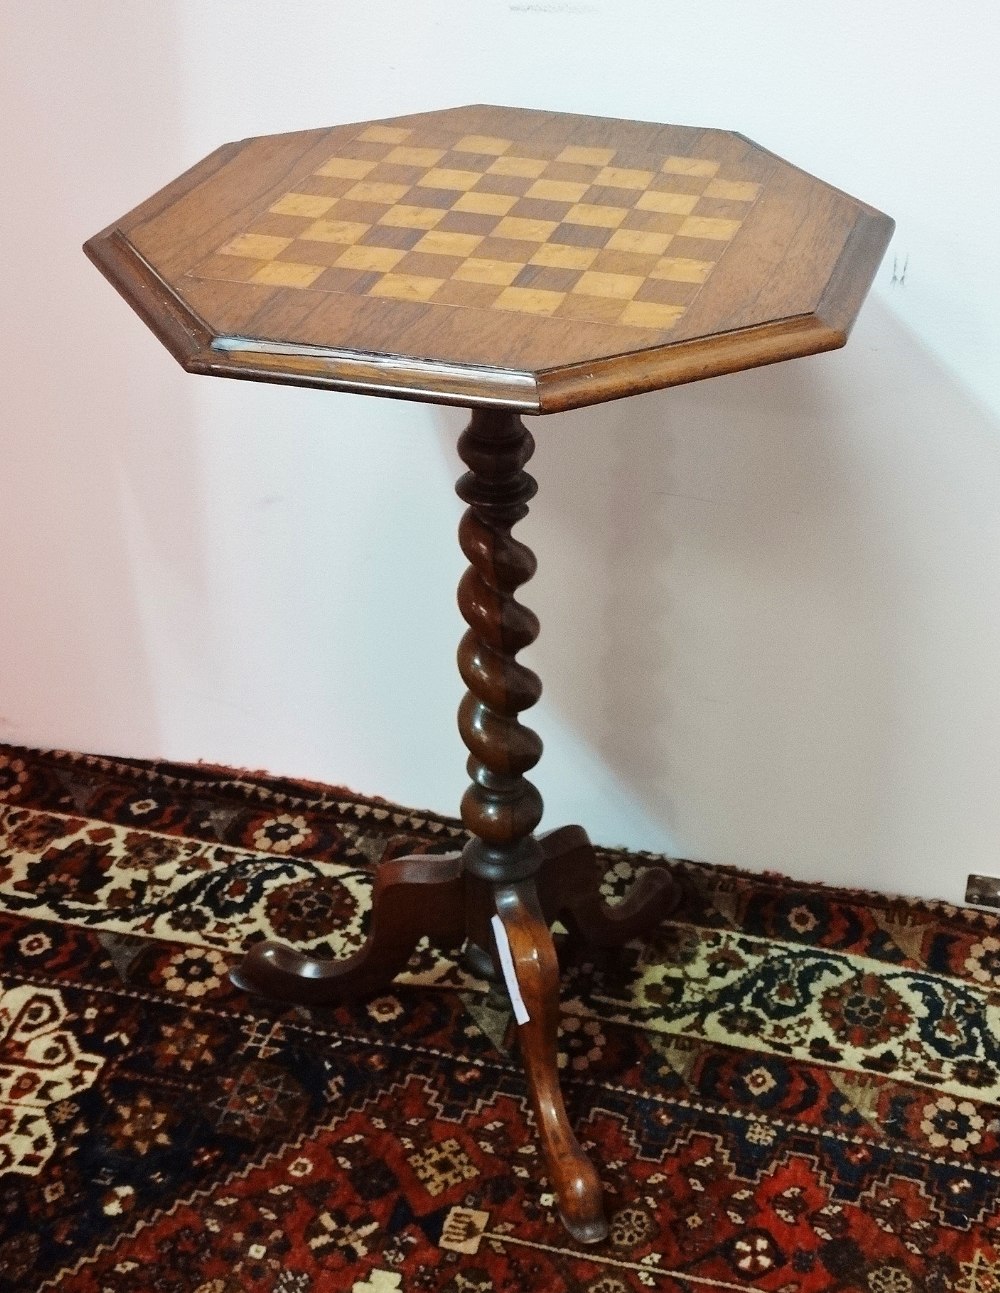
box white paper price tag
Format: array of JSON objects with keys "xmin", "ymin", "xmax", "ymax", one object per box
[{"xmin": 491, "ymin": 914, "xmax": 530, "ymax": 1025}]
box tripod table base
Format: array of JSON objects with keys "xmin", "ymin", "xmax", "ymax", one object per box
[{"xmin": 230, "ymin": 826, "xmax": 678, "ymax": 1244}]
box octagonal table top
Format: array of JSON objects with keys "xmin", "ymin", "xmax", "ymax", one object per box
[{"xmin": 85, "ymin": 105, "xmax": 893, "ymax": 413}]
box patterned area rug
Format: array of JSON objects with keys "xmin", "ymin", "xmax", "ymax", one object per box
[{"xmin": 1, "ymin": 744, "xmax": 999, "ymax": 1293}]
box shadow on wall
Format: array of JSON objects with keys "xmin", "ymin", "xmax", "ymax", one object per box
[
  {"xmin": 437, "ymin": 298, "xmax": 1000, "ymax": 887},
  {"xmin": 0, "ymin": 7, "xmax": 199, "ymax": 756}
]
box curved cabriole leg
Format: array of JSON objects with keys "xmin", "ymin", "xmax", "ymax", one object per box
[
  {"xmin": 229, "ymin": 853, "xmax": 465, "ymax": 1006},
  {"xmin": 536, "ymin": 825, "xmax": 680, "ymax": 948},
  {"xmin": 494, "ymin": 882, "xmax": 608, "ymax": 1244}
]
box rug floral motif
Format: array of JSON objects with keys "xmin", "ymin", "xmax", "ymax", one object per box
[{"xmin": 0, "ymin": 744, "xmax": 999, "ymax": 1292}]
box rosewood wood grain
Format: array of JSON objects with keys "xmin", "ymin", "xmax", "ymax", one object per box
[{"xmin": 85, "ymin": 104, "xmax": 893, "ymax": 412}]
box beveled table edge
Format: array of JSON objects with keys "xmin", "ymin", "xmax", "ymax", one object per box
[
  {"xmin": 84, "ymin": 228, "xmax": 540, "ymax": 410},
  {"xmin": 84, "ymin": 198, "xmax": 893, "ymax": 414},
  {"xmin": 538, "ymin": 205, "xmax": 894, "ymax": 410}
]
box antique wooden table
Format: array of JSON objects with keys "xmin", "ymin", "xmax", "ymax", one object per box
[{"xmin": 85, "ymin": 104, "xmax": 893, "ymax": 1243}]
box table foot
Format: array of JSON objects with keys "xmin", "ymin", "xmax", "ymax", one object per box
[
  {"xmin": 494, "ymin": 880, "xmax": 609, "ymax": 1244},
  {"xmin": 537, "ymin": 824, "xmax": 680, "ymax": 949},
  {"xmin": 229, "ymin": 852, "xmax": 465, "ymax": 1005}
]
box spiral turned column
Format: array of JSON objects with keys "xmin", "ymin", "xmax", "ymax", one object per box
[
  {"xmin": 456, "ymin": 409, "xmax": 544, "ymax": 890},
  {"xmin": 454, "ymin": 409, "xmax": 609, "ymax": 1242}
]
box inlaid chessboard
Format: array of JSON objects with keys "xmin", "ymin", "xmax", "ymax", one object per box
[
  {"xmin": 85, "ymin": 105, "xmax": 894, "ymax": 410},
  {"xmin": 191, "ymin": 122, "xmax": 762, "ymax": 333}
]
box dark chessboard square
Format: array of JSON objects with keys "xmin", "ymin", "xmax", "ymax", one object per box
[
  {"xmin": 340, "ymin": 140, "xmax": 395, "ymax": 162},
  {"xmin": 552, "ymin": 222, "xmax": 612, "ymax": 249},
  {"xmin": 650, "ymin": 172, "xmax": 712, "ymax": 196},
  {"xmin": 473, "ymin": 236, "xmax": 539, "ymax": 263},
  {"xmin": 393, "ymin": 250, "xmax": 467, "ymax": 279},
  {"xmin": 620, "ymin": 209, "xmax": 686, "ymax": 235},
  {"xmin": 438, "ymin": 150, "xmax": 503, "ymax": 173},
  {"xmin": 431, "ymin": 278, "xmax": 507, "ymax": 309},
  {"xmin": 471, "ymin": 173, "xmax": 535, "ymax": 198},
  {"xmin": 667, "ymin": 235, "xmax": 728, "ymax": 262},
  {"xmin": 612, "ymin": 147, "xmax": 662, "ymax": 169},
  {"xmin": 358, "ymin": 224, "xmax": 427, "ymax": 251},
  {"xmin": 251, "ymin": 213, "xmax": 317, "ymax": 240},
  {"xmin": 366, "ymin": 162, "xmax": 429, "ymax": 187},
  {"xmin": 512, "ymin": 264, "xmax": 581, "ymax": 293},
  {"xmin": 539, "ymin": 161, "xmax": 602, "ymax": 184},
  {"xmin": 633, "ymin": 276, "xmax": 701, "ymax": 306},
  {"xmin": 313, "ymin": 266, "xmax": 382, "ymax": 294},
  {"xmin": 583, "ymin": 185, "xmax": 643, "ymax": 208},
  {"xmin": 505, "ymin": 141, "xmax": 556, "ymax": 162},
  {"xmin": 408, "ymin": 186, "xmax": 457, "ymax": 210},
  {"xmin": 434, "ymin": 210, "xmax": 499, "ymax": 238},
  {"xmin": 508, "ymin": 197, "xmax": 575, "ymax": 224},
  {"xmin": 554, "ymin": 292, "xmax": 629, "ymax": 325},
  {"xmin": 297, "ymin": 175, "xmax": 361, "ymax": 199},
  {"xmin": 691, "ymin": 196, "xmax": 753, "ymax": 222},
  {"xmin": 407, "ymin": 127, "xmax": 463, "ymax": 149},
  {"xmin": 328, "ymin": 198, "xmax": 397, "ymax": 226}
]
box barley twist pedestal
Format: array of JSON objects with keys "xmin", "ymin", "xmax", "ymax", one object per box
[{"xmin": 85, "ymin": 104, "xmax": 892, "ymax": 1243}]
